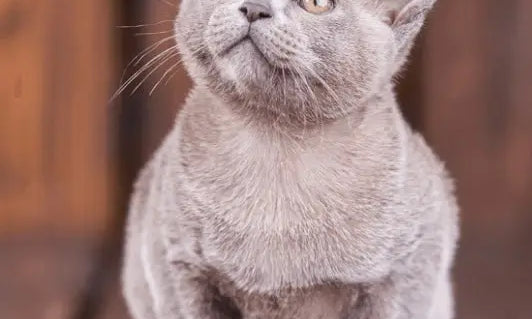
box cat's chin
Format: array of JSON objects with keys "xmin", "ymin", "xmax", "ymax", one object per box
[{"xmin": 214, "ymin": 38, "xmax": 273, "ymax": 85}]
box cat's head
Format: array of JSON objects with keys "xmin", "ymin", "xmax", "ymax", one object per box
[{"xmin": 175, "ymin": 0, "xmax": 436, "ymax": 122}]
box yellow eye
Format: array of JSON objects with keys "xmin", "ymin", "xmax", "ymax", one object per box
[{"xmin": 300, "ymin": 0, "xmax": 335, "ymax": 14}]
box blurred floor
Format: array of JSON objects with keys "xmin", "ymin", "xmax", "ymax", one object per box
[
  {"xmin": 454, "ymin": 233, "xmax": 532, "ymax": 319},
  {"xmin": 2, "ymin": 233, "xmax": 532, "ymax": 319},
  {"xmin": 0, "ymin": 237, "xmax": 96, "ymax": 319}
]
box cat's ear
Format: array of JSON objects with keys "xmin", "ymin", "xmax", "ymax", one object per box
[{"xmin": 381, "ymin": 0, "xmax": 437, "ymax": 70}]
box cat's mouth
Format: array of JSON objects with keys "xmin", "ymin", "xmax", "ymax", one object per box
[
  {"xmin": 223, "ymin": 35, "xmax": 252, "ymax": 55},
  {"xmin": 220, "ymin": 35, "xmax": 272, "ymax": 67}
]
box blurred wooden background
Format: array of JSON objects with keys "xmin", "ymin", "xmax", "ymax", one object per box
[
  {"xmin": 0, "ymin": 0, "xmax": 115, "ymax": 238},
  {"xmin": 0, "ymin": 0, "xmax": 531, "ymax": 318}
]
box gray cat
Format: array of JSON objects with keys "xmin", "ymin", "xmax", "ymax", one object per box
[{"xmin": 122, "ymin": 0, "xmax": 459, "ymax": 318}]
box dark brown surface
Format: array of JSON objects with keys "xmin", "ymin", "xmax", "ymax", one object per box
[
  {"xmin": 423, "ymin": 0, "xmax": 532, "ymax": 234},
  {"xmin": 421, "ymin": 3, "xmax": 532, "ymax": 317},
  {"xmin": 455, "ymin": 234, "xmax": 532, "ymax": 319},
  {"xmin": 0, "ymin": 238, "xmax": 95, "ymax": 319}
]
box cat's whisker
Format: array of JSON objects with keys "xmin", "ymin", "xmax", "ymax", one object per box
[
  {"xmin": 303, "ymin": 63, "xmax": 343, "ymax": 108},
  {"xmin": 117, "ymin": 35, "xmax": 176, "ymax": 90},
  {"xmin": 286, "ymin": 69, "xmax": 303, "ymax": 103},
  {"xmin": 131, "ymin": 50, "xmax": 180, "ymax": 95},
  {"xmin": 280, "ymin": 68, "xmax": 287, "ymax": 105},
  {"xmin": 286, "ymin": 68, "xmax": 311, "ymax": 130},
  {"xmin": 163, "ymin": 67, "xmax": 181, "ymax": 86},
  {"xmin": 296, "ymin": 61, "xmax": 349, "ymax": 124},
  {"xmin": 127, "ymin": 46, "xmax": 176, "ymax": 84},
  {"xmin": 149, "ymin": 58, "xmax": 184, "ymax": 95},
  {"xmin": 295, "ymin": 66, "xmax": 317, "ymax": 104},
  {"xmin": 135, "ymin": 30, "xmax": 175, "ymax": 37},
  {"xmin": 157, "ymin": 0, "xmax": 178, "ymax": 9},
  {"xmin": 295, "ymin": 68, "xmax": 318, "ymax": 127},
  {"xmin": 112, "ymin": 45, "xmax": 178, "ymax": 100},
  {"xmin": 163, "ymin": 45, "xmax": 208, "ymax": 87},
  {"xmin": 133, "ymin": 36, "xmax": 176, "ymax": 67},
  {"xmin": 116, "ymin": 20, "xmax": 175, "ymax": 29}
]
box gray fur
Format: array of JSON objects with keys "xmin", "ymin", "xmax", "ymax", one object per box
[{"xmin": 122, "ymin": 0, "xmax": 459, "ymax": 318}]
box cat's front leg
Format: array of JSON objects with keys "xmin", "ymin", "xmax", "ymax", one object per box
[
  {"xmin": 346, "ymin": 232, "xmax": 453, "ymax": 319},
  {"xmin": 143, "ymin": 225, "xmax": 241, "ymax": 319},
  {"xmin": 170, "ymin": 262, "xmax": 242, "ymax": 319}
]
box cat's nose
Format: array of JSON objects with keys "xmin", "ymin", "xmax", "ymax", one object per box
[{"xmin": 239, "ymin": 1, "xmax": 273, "ymax": 23}]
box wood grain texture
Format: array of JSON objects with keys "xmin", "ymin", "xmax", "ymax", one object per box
[
  {"xmin": 140, "ymin": 0, "xmax": 191, "ymax": 160},
  {"xmin": 422, "ymin": 0, "xmax": 532, "ymax": 235},
  {"xmin": 422, "ymin": 3, "xmax": 532, "ymax": 316},
  {"xmin": 0, "ymin": 0, "xmax": 117, "ymax": 237}
]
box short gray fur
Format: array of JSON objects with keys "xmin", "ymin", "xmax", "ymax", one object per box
[{"xmin": 122, "ymin": 0, "xmax": 459, "ymax": 318}]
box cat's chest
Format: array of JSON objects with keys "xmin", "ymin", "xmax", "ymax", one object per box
[
  {"xmin": 192, "ymin": 158, "xmax": 402, "ymax": 292},
  {"xmin": 179, "ymin": 123, "xmax": 406, "ymax": 292}
]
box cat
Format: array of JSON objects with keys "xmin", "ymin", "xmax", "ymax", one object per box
[{"xmin": 122, "ymin": 0, "xmax": 459, "ymax": 318}]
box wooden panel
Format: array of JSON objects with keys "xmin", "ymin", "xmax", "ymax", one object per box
[
  {"xmin": 0, "ymin": 0, "xmax": 46, "ymax": 234},
  {"xmin": 0, "ymin": 0, "xmax": 116, "ymax": 237},
  {"xmin": 141, "ymin": 0, "xmax": 191, "ymax": 159},
  {"xmin": 423, "ymin": 0, "xmax": 532, "ymax": 235},
  {"xmin": 422, "ymin": 3, "xmax": 532, "ymax": 316}
]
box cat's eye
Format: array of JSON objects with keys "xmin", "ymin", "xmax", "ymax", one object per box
[{"xmin": 299, "ymin": 0, "xmax": 335, "ymax": 14}]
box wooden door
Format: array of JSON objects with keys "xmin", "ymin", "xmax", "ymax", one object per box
[
  {"xmin": 421, "ymin": 1, "xmax": 532, "ymax": 317},
  {"xmin": 0, "ymin": 0, "xmax": 116, "ymax": 238}
]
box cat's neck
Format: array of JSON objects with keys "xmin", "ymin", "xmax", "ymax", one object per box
[{"xmin": 181, "ymin": 84, "xmax": 401, "ymax": 141}]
